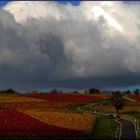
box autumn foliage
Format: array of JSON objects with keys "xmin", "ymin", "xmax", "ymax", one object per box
[
  {"xmin": 20, "ymin": 110, "xmax": 95, "ymax": 135},
  {"xmin": 129, "ymin": 95, "xmax": 140, "ymax": 101},
  {"xmin": 0, "ymin": 93, "xmax": 100, "ymax": 137},
  {"xmin": 0, "ymin": 94, "xmax": 71, "ymax": 109},
  {"xmin": 0, "ymin": 94, "xmax": 46, "ymax": 103},
  {"xmin": 29, "ymin": 93, "xmax": 107, "ymax": 104},
  {"xmin": 0, "ymin": 111, "xmax": 83, "ymax": 137},
  {"xmin": 0, "ymin": 93, "xmax": 108, "ymax": 110}
]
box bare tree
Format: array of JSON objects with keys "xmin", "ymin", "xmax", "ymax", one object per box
[{"xmin": 111, "ymin": 91, "xmax": 125, "ymax": 115}]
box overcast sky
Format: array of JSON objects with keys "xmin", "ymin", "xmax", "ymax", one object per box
[{"xmin": 0, "ymin": 1, "xmax": 140, "ymax": 91}]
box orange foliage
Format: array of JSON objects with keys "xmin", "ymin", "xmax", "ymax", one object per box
[
  {"xmin": 0, "ymin": 94, "xmax": 75, "ymax": 110},
  {"xmin": 20, "ymin": 110, "xmax": 96, "ymax": 135},
  {"xmin": 0, "ymin": 94, "xmax": 109, "ymax": 110},
  {"xmin": 0, "ymin": 102, "xmax": 69, "ymax": 110},
  {"xmin": 29, "ymin": 93, "xmax": 108, "ymax": 104},
  {"xmin": 0, "ymin": 94, "xmax": 45, "ymax": 103}
]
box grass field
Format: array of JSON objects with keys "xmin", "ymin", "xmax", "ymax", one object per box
[{"xmin": 91, "ymin": 115, "xmax": 119, "ymax": 139}]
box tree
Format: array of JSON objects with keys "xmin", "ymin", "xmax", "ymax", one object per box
[
  {"xmin": 49, "ymin": 89, "xmax": 63, "ymax": 94},
  {"xmin": 134, "ymin": 89, "xmax": 139, "ymax": 95},
  {"xmin": 31, "ymin": 91, "xmax": 38, "ymax": 94},
  {"xmin": 72, "ymin": 91, "xmax": 79, "ymax": 94},
  {"xmin": 50, "ymin": 89, "xmax": 58, "ymax": 94},
  {"xmin": 84, "ymin": 90, "xmax": 88, "ymax": 94},
  {"xmin": 123, "ymin": 90, "xmax": 131, "ymax": 96},
  {"xmin": 111, "ymin": 91, "xmax": 125, "ymax": 115},
  {"xmin": 89, "ymin": 88, "xmax": 100, "ymax": 94},
  {"xmin": 0, "ymin": 88, "xmax": 17, "ymax": 94}
]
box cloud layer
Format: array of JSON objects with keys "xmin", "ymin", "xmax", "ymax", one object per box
[{"xmin": 0, "ymin": 1, "xmax": 140, "ymax": 90}]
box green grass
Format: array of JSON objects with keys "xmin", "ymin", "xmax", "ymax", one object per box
[
  {"xmin": 91, "ymin": 115, "xmax": 119, "ymax": 139},
  {"xmin": 129, "ymin": 113, "xmax": 140, "ymax": 120},
  {"xmin": 79, "ymin": 106, "xmax": 91, "ymax": 110}
]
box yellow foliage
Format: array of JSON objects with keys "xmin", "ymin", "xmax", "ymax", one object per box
[{"xmin": 0, "ymin": 94, "xmax": 46, "ymax": 103}]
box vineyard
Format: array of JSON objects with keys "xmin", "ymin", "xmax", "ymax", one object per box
[
  {"xmin": 0, "ymin": 111, "xmax": 83, "ymax": 137},
  {"xmin": 129, "ymin": 95, "xmax": 140, "ymax": 101},
  {"xmin": 0, "ymin": 101, "xmax": 72, "ymax": 110},
  {"xmin": 0, "ymin": 94, "xmax": 45, "ymax": 103},
  {"xmin": 29, "ymin": 93, "xmax": 108, "ymax": 104},
  {"xmin": 0, "ymin": 93, "xmax": 105, "ymax": 137},
  {"xmin": 19, "ymin": 110, "xmax": 95, "ymax": 135},
  {"xmin": 0, "ymin": 93, "xmax": 108, "ymax": 110},
  {"xmin": 1, "ymin": 92, "xmax": 139, "ymax": 138}
]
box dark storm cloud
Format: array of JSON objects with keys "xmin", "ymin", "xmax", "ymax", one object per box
[{"xmin": 0, "ymin": 1, "xmax": 140, "ymax": 90}]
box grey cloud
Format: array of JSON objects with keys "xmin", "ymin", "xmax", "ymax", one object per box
[{"xmin": 0, "ymin": 1, "xmax": 140, "ymax": 91}]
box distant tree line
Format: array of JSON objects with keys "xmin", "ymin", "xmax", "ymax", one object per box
[
  {"xmin": 0, "ymin": 88, "xmax": 17, "ymax": 94},
  {"xmin": 44, "ymin": 88, "xmax": 101, "ymax": 94},
  {"xmin": 87, "ymin": 88, "xmax": 101, "ymax": 94},
  {"xmin": 115, "ymin": 89, "xmax": 140, "ymax": 96},
  {"xmin": 31, "ymin": 88, "xmax": 140, "ymax": 95}
]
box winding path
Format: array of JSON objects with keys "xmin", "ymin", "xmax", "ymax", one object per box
[
  {"xmin": 120, "ymin": 119, "xmax": 137, "ymax": 139},
  {"xmin": 77, "ymin": 102, "xmax": 137, "ymax": 139}
]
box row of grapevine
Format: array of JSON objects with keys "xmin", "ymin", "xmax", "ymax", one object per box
[
  {"xmin": 29, "ymin": 93, "xmax": 106, "ymax": 104},
  {"xmin": 0, "ymin": 111, "xmax": 83, "ymax": 137},
  {"xmin": 0, "ymin": 93, "xmax": 108, "ymax": 110},
  {"xmin": 129, "ymin": 95, "xmax": 140, "ymax": 101},
  {"xmin": 20, "ymin": 110, "xmax": 96, "ymax": 135},
  {"xmin": 0, "ymin": 94, "xmax": 45, "ymax": 103},
  {"xmin": 0, "ymin": 102, "xmax": 70, "ymax": 110}
]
